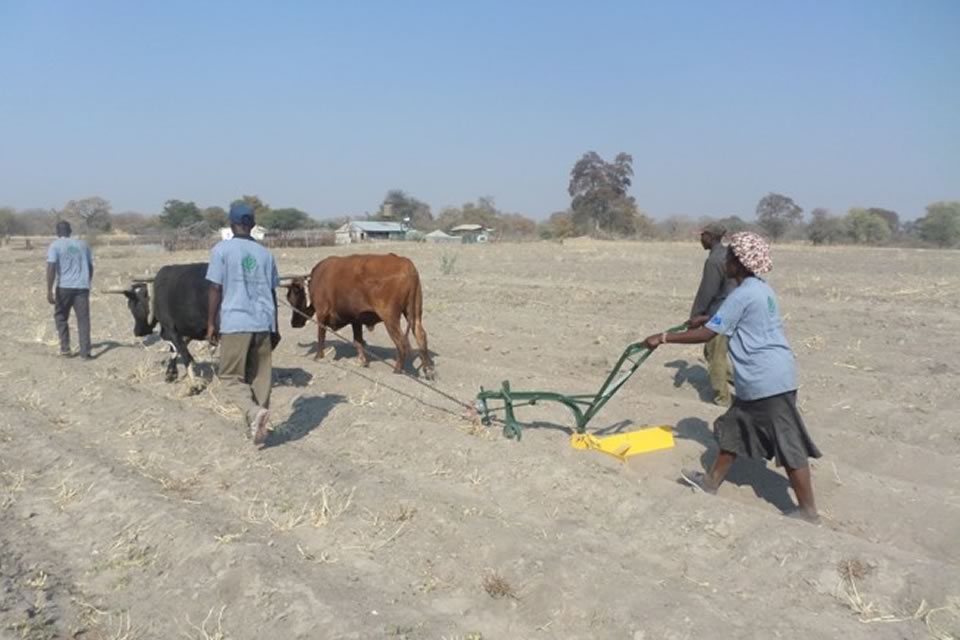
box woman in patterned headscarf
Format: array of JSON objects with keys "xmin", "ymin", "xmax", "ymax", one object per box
[{"xmin": 642, "ymin": 232, "xmax": 822, "ymax": 523}]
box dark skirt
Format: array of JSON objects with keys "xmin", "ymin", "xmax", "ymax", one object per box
[{"xmin": 713, "ymin": 390, "xmax": 822, "ymax": 469}]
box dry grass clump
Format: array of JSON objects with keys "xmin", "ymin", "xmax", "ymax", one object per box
[
  {"xmin": 97, "ymin": 524, "xmax": 157, "ymax": 572},
  {"xmin": 243, "ymin": 485, "xmax": 355, "ymax": 533},
  {"xmin": 1, "ymin": 468, "xmax": 25, "ymax": 510},
  {"xmin": 482, "ymin": 570, "xmax": 517, "ymax": 600},
  {"xmin": 52, "ymin": 479, "xmax": 95, "ymax": 511},
  {"xmin": 835, "ymin": 558, "xmax": 959, "ymax": 636}
]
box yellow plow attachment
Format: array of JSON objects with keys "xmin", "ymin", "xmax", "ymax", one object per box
[{"xmin": 570, "ymin": 425, "xmax": 674, "ymax": 461}]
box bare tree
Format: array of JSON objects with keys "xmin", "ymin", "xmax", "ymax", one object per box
[{"xmin": 62, "ymin": 196, "xmax": 112, "ymax": 233}]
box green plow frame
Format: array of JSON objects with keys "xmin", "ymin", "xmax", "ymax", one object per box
[{"xmin": 475, "ymin": 325, "xmax": 686, "ymax": 440}]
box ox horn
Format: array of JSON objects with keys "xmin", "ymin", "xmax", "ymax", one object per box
[
  {"xmin": 278, "ymin": 274, "xmax": 310, "ymax": 287},
  {"xmin": 101, "ymin": 287, "xmax": 133, "ymax": 294},
  {"xmin": 131, "ymin": 277, "xmax": 155, "ymax": 284}
]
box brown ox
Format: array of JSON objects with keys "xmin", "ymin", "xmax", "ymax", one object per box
[{"xmin": 285, "ymin": 253, "xmax": 435, "ymax": 379}]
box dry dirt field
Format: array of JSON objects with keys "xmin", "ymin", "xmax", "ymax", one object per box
[{"xmin": 0, "ymin": 239, "xmax": 958, "ymax": 640}]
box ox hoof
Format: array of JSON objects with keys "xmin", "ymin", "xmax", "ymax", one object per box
[{"xmin": 423, "ymin": 369, "xmax": 437, "ymax": 382}]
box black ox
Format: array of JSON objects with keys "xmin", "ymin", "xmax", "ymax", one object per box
[{"xmin": 109, "ymin": 263, "xmax": 210, "ymax": 382}]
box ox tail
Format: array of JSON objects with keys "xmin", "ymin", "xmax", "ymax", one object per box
[
  {"xmin": 405, "ymin": 268, "xmax": 433, "ymax": 375},
  {"xmin": 405, "ymin": 271, "xmax": 424, "ymax": 337}
]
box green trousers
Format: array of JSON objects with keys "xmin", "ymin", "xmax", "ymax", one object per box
[{"xmin": 703, "ymin": 334, "xmax": 733, "ymax": 406}]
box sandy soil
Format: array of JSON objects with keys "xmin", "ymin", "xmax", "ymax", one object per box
[{"xmin": 0, "ymin": 239, "xmax": 958, "ymax": 640}]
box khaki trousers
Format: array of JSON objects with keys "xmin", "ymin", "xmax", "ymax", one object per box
[
  {"xmin": 703, "ymin": 334, "xmax": 733, "ymax": 406},
  {"xmin": 218, "ymin": 332, "xmax": 272, "ymax": 423}
]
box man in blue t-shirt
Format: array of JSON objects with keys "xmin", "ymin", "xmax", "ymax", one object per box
[
  {"xmin": 46, "ymin": 221, "xmax": 94, "ymax": 359},
  {"xmin": 206, "ymin": 202, "xmax": 281, "ymax": 446},
  {"xmin": 643, "ymin": 232, "xmax": 822, "ymax": 523}
]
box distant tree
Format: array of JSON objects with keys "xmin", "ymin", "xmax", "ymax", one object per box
[
  {"xmin": 435, "ymin": 206, "xmax": 464, "ymax": 230},
  {"xmin": 232, "ymin": 195, "xmax": 271, "ymax": 220},
  {"xmin": 755, "ymin": 193, "xmax": 803, "ymax": 240},
  {"xmin": 0, "ymin": 207, "xmax": 15, "ymax": 236},
  {"xmin": 866, "ymin": 208, "xmax": 900, "ymax": 234},
  {"xmin": 437, "ymin": 197, "xmax": 499, "ymax": 231},
  {"xmin": 62, "ymin": 196, "xmax": 112, "ymax": 233},
  {"xmin": 712, "ymin": 215, "xmax": 753, "ymax": 234},
  {"xmin": 916, "ymin": 201, "xmax": 960, "ymax": 247},
  {"xmin": 112, "ymin": 212, "xmax": 159, "ymax": 234},
  {"xmin": 317, "ymin": 216, "xmax": 351, "ymax": 230},
  {"xmin": 159, "ymin": 199, "xmax": 202, "ymax": 229},
  {"xmin": 654, "ymin": 216, "xmax": 698, "ymax": 241},
  {"xmin": 12, "ymin": 208, "xmax": 57, "ymax": 235},
  {"xmin": 539, "ymin": 210, "xmax": 576, "ymax": 239},
  {"xmin": 376, "ymin": 190, "xmax": 434, "ymax": 230},
  {"xmin": 807, "ymin": 208, "xmax": 846, "ymax": 245},
  {"xmin": 259, "ymin": 207, "xmax": 314, "ymax": 231},
  {"xmin": 846, "ymin": 208, "xmax": 891, "ymax": 245},
  {"xmin": 568, "ymin": 151, "xmax": 639, "ymax": 235},
  {"xmin": 202, "ymin": 206, "xmax": 228, "ymax": 230},
  {"xmin": 495, "ymin": 212, "xmax": 537, "ymax": 238}
]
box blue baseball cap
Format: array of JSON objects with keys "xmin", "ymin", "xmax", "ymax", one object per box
[{"xmin": 229, "ymin": 202, "xmax": 255, "ymax": 225}]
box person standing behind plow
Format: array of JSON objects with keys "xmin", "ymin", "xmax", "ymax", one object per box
[
  {"xmin": 206, "ymin": 202, "xmax": 281, "ymax": 446},
  {"xmin": 643, "ymin": 232, "xmax": 822, "ymax": 523},
  {"xmin": 690, "ymin": 222, "xmax": 735, "ymax": 406}
]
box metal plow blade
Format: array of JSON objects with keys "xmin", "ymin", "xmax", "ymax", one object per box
[{"xmin": 570, "ymin": 426, "xmax": 675, "ymax": 462}]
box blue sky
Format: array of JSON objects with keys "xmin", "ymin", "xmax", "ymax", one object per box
[{"xmin": 1, "ymin": 1, "xmax": 957, "ymax": 220}]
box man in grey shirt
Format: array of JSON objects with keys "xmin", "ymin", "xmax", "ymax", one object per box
[
  {"xmin": 46, "ymin": 221, "xmax": 94, "ymax": 359},
  {"xmin": 689, "ymin": 223, "xmax": 734, "ymax": 405}
]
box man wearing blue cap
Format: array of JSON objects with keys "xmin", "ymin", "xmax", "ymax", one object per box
[{"xmin": 206, "ymin": 202, "xmax": 281, "ymax": 445}]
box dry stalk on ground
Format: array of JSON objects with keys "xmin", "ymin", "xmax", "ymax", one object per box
[
  {"xmin": 53, "ymin": 479, "xmax": 94, "ymax": 510},
  {"xmin": 245, "ymin": 498, "xmax": 309, "ymax": 533},
  {"xmin": 1, "ymin": 468, "xmax": 25, "ymax": 509},
  {"xmin": 181, "ymin": 605, "xmax": 227, "ymax": 640},
  {"xmin": 310, "ymin": 485, "xmax": 356, "ymax": 527}
]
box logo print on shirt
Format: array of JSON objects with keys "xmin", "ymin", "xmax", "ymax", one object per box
[
  {"xmin": 710, "ymin": 315, "xmax": 722, "ymax": 326},
  {"xmin": 767, "ymin": 296, "xmax": 776, "ymax": 315},
  {"xmin": 242, "ymin": 255, "xmax": 257, "ymax": 274},
  {"xmin": 66, "ymin": 245, "xmax": 81, "ymax": 256}
]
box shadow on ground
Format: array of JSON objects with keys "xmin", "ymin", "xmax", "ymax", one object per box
[
  {"xmin": 663, "ymin": 359, "xmax": 716, "ymax": 403},
  {"xmin": 88, "ymin": 340, "xmax": 129, "ymax": 359},
  {"xmin": 674, "ymin": 416, "xmax": 796, "ymax": 513},
  {"xmin": 264, "ymin": 394, "xmax": 347, "ymax": 448},
  {"xmin": 294, "ymin": 339, "xmax": 438, "ymax": 377},
  {"xmin": 273, "ymin": 367, "xmax": 314, "ymax": 388}
]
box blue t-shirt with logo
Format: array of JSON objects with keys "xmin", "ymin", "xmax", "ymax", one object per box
[
  {"xmin": 206, "ymin": 237, "xmax": 280, "ymax": 334},
  {"xmin": 47, "ymin": 238, "xmax": 93, "ymax": 289},
  {"xmin": 707, "ymin": 277, "xmax": 797, "ymax": 401}
]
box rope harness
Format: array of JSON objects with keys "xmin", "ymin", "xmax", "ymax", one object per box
[{"xmin": 278, "ymin": 298, "xmax": 476, "ymax": 414}]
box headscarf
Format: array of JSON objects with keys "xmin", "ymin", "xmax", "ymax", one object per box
[{"xmin": 729, "ymin": 231, "xmax": 772, "ymax": 275}]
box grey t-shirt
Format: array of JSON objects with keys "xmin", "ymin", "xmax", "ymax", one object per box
[
  {"xmin": 47, "ymin": 238, "xmax": 93, "ymax": 289},
  {"xmin": 691, "ymin": 243, "xmax": 735, "ymax": 318},
  {"xmin": 707, "ymin": 277, "xmax": 797, "ymax": 401}
]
